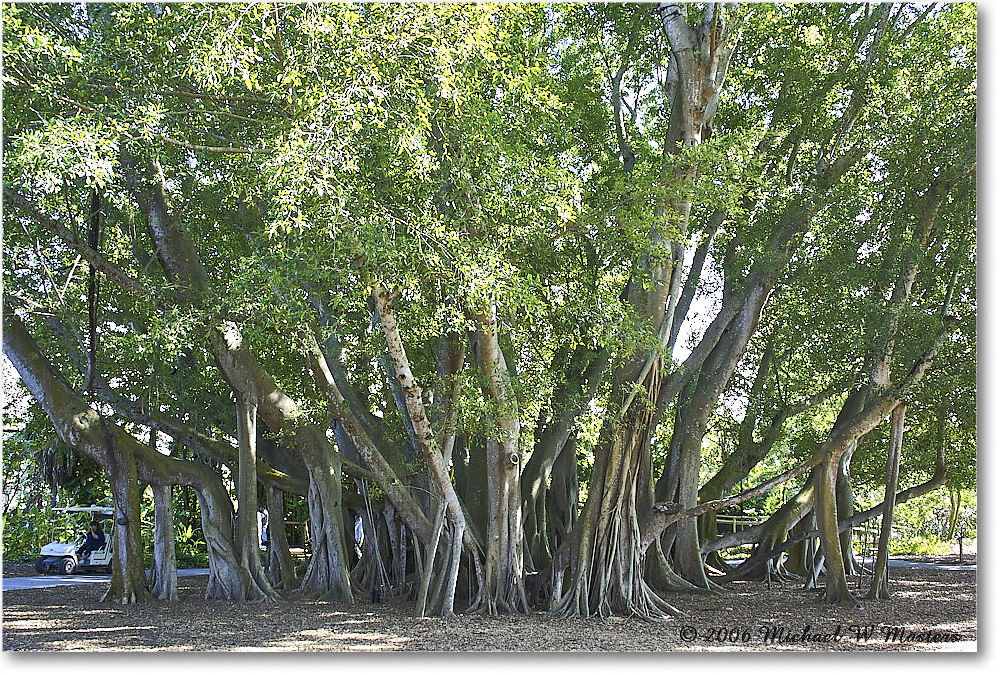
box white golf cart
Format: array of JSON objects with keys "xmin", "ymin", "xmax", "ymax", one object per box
[{"xmin": 35, "ymin": 505, "xmax": 115, "ymax": 575}]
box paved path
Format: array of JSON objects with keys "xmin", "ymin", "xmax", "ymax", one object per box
[
  {"xmin": 862, "ymin": 557, "xmax": 976, "ymax": 572},
  {"xmin": 895, "ymin": 559, "xmax": 977, "ymax": 571},
  {"xmin": 2, "ymin": 568, "xmax": 209, "ymax": 591},
  {"xmin": 3, "ymin": 558, "xmax": 974, "ymax": 592},
  {"xmin": 725, "ymin": 557, "xmax": 977, "ymax": 573}
]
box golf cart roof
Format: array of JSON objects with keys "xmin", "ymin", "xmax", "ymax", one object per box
[{"xmin": 52, "ymin": 506, "xmax": 115, "ymax": 516}]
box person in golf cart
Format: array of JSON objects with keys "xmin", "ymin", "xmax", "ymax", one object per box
[{"xmin": 77, "ymin": 521, "xmax": 105, "ymax": 561}]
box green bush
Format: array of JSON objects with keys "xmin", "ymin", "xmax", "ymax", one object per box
[
  {"xmin": 175, "ymin": 522, "xmax": 209, "ymax": 567},
  {"xmin": 891, "ymin": 490, "xmax": 976, "ymax": 541},
  {"xmin": 887, "ymin": 534, "xmax": 951, "ymax": 556},
  {"xmin": 2, "ymin": 508, "xmax": 56, "ymax": 562}
]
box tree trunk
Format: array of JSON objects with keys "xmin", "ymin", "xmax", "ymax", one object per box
[
  {"xmin": 782, "ymin": 517, "xmax": 814, "ymax": 579},
  {"xmin": 469, "ymin": 305, "xmax": 529, "ymax": 614},
  {"xmin": 135, "ymin": 429, "xmax": 248, "ymax": 602},
  {"xmin": 235, "ymin": 399, "xmax": 278, "ymax": 601},
  {"xmin": 706, "ymin": 410, "xmax": 950, "ymax": 583},
  {"xmin": 372, "ymin": 284, "xmax": 472, "ymax": 615},
  {"xmin": 947, "ymin": 488, "xmax": 962, "ymax": 541},
  {"xmin": 295, "ymin": 438, "xmax": 353, "ymax": 601},
  {"xmin": 350, "ymin": 480, "xmax": 388, "ymax": 597},
  {"xmin": 196, "ymin": 489, "xmax": 245, "ymax": 601},
  {"xmin": 811, "ymin": 387, "xmax": 869, "ymax": 605},
  {"xmin": 383, "ymin": 502, "xmax": 408, "ymax": 593},
  {"xmin": 265, "ymin": 486, "xmax": 298, "ymax": 590},
  {"xmin": 305, "ymin": 331, "xmax": 436, "ymax": 545},
  {"xmin": 460, "ymin": 436, "xmax": 490, "ymax": 542},
  {"xmin": 698, "ymin": 343, "xmax": 774, "ymax": 572},
  {"xmin": 150, "ymin": 482, "xmax": 178, "ymax": 601},
  {"xmin": 836, "ymin": 444, "xmax": 859, "ymax": 575},
  {"xmin": 868, "ymin": 404, "xmax": 906, "ymax": 599},
  {"xmin": 671, "ymin": 396, "xmax": 711, "ymax": 589},
  {"xmin": 814, "ymin": 455, "xmax": 857, "ymax": 605},
  {"xmin": 547, "ymin": 435, "xmax": 579, "ymax": 556},
  {"xmin": 103, "ymin": 439, "xmax": 153, "ymax": 604},
  {"xmin": 553, "ymin": 359, "xmax": 681, "ymax": 618}
]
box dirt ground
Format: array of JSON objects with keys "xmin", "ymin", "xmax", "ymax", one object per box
[{"xmin": 1, "ymin": 557, "xmax": 975, "ymax": 652}]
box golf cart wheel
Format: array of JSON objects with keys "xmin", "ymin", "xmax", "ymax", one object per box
[
  {"xmin": 105, "ymin": 561, "xmax": 113, "ymax": 574},
  {"xmin": 60, "ymin": 557, "xmax": 77, "ymax": 575},
  {"xmin": 35, "ymin": 557, "xmax": 48, "ymax": 574}
]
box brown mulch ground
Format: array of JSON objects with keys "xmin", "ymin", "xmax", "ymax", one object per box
[{"xmin": 1, "ymin": 559, "xmax": 975, "ymax": 652}]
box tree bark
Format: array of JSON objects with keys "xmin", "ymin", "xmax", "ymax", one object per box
[
  {"xmin": 150, "ymin": 482, "xmax": 178, "ymax": 601},
  {"xmin": 814, "ymin": 455, "xmax": 856, "ymax": 604},
  {"xmin": 235, "ymin": 399, "xmax": 279, "ymax": 601},
  {"xmin": 468, "ymin": 303, "xmax": 529, "ymax": 614},
  {"xmin": 810, "ymin": 387, "xmax": 865, "ymax": 605},
  {"xmin": 372, "ymin": 284, "xmax": 473, "ymax": 616},
  {"xmin": 294, "ymin": 429, "xmax": 353, "ymax": 602},
  {"xmin": 547, "ymin": 435, "xmax": 580, "ymax": 557},
  {"xmin": 102, "ymin": 438, "xmax": 152, "ymax": 604},
  {"xmin": 553, "ymin": 356, "xmax": 682, "ymax": 618},
  {"xmin": 265, "ymin": 486, "xmax": 298, "ymax": 590},
  {"xmin": 868, "ymin": 404, "xmax": 906, "ymax": 599},
  {"xmin": 836, "ymin": 444, "xmax": 859, "ymax": 575}
]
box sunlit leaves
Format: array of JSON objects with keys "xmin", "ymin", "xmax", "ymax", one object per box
[{"xmin": 6, "ymin": 119, "xmax": 119, "ymax": 192}]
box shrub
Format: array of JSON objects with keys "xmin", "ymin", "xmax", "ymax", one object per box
[
  {"xmin": 2, "ymin": 508, "xmax": 56, "ymax": 562},
  {"xmin": 887, "ymin": 534, "xmax": 951, "ymax": 556}
]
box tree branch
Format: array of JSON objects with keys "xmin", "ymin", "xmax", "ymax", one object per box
[
  {"xmin": 4, "ymin": 187, "xmax": 150, "ymax": 299},
  {"xmin": 151, "ymin": 133, "xmax": 273, "ymax": 155}
]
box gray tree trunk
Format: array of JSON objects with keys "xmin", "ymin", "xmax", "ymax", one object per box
[
  {"xmin": 150, "ymin": 482, "xmax": 178, "ymax": 601},
  {"xmin": 469, "ymin": 305, "xmax": 529, "ymax": 614},
  {"xmin": 266, "ymin": 486, "xmax": 298, "ymax": 590},
  {"xmin": 868, "ymin": 404, "xmax": 906, "ymax": 599},
  {"xmin": 235, "ymin": 399, "xmax": 278, "ymax": 601}
]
